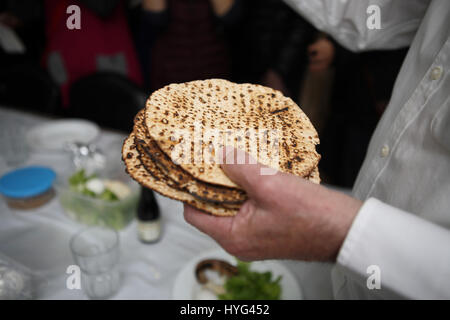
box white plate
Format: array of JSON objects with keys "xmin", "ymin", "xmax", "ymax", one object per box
[
  {"xmin": 172, "ymin": 248, "xmax": 303, "ymax": 300},
  {"xmin": 26, "ymin": 119, "xmax": 99, "ymax": 152}
]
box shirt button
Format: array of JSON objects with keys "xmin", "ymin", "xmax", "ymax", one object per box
[
  {"xmin": 430, "ymin": 67, "xmax": 443, "ymax": 80},
  {"xmin": 380, "ymin": 145, "xmax": 390, "ymax": 158}
]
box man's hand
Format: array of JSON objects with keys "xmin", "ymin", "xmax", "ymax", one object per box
[
  {"xmin": 184, "ymin": 148, "xmax": 362, "ymax": 262},
  {"xmin": 308, "ymin": 37, "xmax": 336, "ymax": 72}
]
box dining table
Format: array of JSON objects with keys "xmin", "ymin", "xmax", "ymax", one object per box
[{"xmin": 0, "ymin": 106, "xmax": 335, "ymax": 300}]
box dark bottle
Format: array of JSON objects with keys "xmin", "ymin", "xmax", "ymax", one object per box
[{"xmin": 137, "ymin": 187, "xmax": 161, "ymax": 243}]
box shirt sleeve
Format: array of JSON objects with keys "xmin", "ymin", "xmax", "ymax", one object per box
[
  {"xmin": 282, "ymin": 0, "xmax": 430, "ymax": 51},
  {"xmin": 337, "ymin": 198, "xmax": 450, "ymax": 299}
]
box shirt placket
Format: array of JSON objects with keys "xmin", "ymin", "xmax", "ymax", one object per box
[{"xmin": 354, "ymin": 38, "xmax": 449, "ymax": 201}]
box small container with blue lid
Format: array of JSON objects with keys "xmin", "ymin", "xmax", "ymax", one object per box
[{"xmin": 0, "ymin": 166, "xmax": 56, "ymax": 210}]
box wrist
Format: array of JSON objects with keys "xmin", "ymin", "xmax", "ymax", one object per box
[
  {"xmin": 325, "ymin": 189, "xmax": 362, "ymax": 261},
  {"xmin": 297, "ymin": 185, "xmax": 362, "ymax": 261}
]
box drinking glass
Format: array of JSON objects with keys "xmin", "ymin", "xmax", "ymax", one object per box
[
  {"xmin": 70, "ymin": 226, "xmax": 121, "ymax": 299},
  {"xmin": 0, "ymin": 119, "xmax": 29, "ymax": 167}
]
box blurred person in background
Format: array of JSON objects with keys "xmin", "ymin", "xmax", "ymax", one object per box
[
  {"xmin": 42, "ymin": 0, "xmax": 143, "ymax": 108},
  {"xmin": 0, "ymin": 1, "xmax": 55, "ymax": 113},
  {"xmin": 231, "ymin": 0, "xmax": 316, "ymax": 102},
  {"xmin": 142, "ymin": 0, "xmax": 241, "ymax": 91},
  {"xmin": 319, "ymin": 48, "xmax": 408, "ymax": 187},
  {"xmin": 292, "ymin": 19, "xmax": 408, "ymax": 188},
  {"xmin": 133, "ymin": 0, "xmax": 161, "ymax": 92},
  {"xmin": 0, "ymin": 0, "xmax": 44, "ymax": 67},
  {"xmin": 296, "ymin": 32, "xmax": 337, "ymax": 136}
]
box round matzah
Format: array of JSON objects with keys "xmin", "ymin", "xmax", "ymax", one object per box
[{"xmin": 144, "ymin": 79, "xmax": 320, "ymax": 189}]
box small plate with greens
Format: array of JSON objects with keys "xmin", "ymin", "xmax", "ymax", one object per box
[
  {"xmin": 56, "ymin": 169, "xmax": 140, "ymax": 230},
  {"xmin": 172, "ymin": 248, "xmax": 302, "ymax": 300}
]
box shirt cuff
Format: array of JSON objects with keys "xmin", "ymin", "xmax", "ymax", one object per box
[{"xmin": 336, "ymin": 198, "xmax": 450, "ymax": 299}]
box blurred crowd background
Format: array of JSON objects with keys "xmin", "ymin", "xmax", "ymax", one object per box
[{"xmin": 0, "ymin": 0, "xmax": 408, "ymax": 188}]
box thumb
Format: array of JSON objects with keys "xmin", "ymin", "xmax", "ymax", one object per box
[{"xmin": 218, "ymin": 146, "xmax": 278, "ymax": 195}]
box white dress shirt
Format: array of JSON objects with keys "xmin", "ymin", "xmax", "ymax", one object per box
[{"xmin": 284, "ymin": 0, "xmax": 450, "ymax": 299}]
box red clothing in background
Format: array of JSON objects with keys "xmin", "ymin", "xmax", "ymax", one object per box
[{"xmin": 42, "ymin": 0, "xmax": 142, "ymax": 107}]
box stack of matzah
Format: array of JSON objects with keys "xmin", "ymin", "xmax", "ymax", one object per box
[{"xmin": 122, "ymin": 79, "xmax": 320, "ymax": 216}]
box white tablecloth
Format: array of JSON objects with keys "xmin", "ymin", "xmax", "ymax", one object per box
[{"xmin": 0, "ymin": 107, "xmax": 334, "ymax": 300}]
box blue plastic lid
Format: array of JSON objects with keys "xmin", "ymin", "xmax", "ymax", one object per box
[{"xmin": 0, "ymin": 166, "xmax": 56, "ymax": 199}]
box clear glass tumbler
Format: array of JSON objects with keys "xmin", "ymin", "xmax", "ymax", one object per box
[
  {"xmin": 70, "ymin": 226, "xmax": 121, "ymax": 299},
  {"xmin": 0, "ymin": 119, "xmax": 29, "ymax": 168}
]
